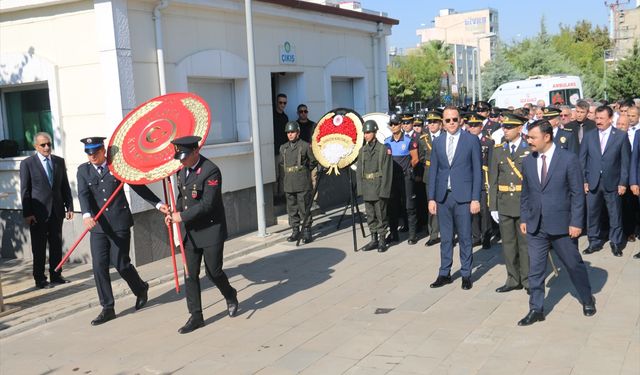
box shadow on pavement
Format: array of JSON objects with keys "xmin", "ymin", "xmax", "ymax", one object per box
[
  {"xmin": 139, "ymin": 247, "xmax": 346, "ymax": 325},
  {"xmin": 544, "ymin": 260, "xmax": 607, "ymax": 315}
]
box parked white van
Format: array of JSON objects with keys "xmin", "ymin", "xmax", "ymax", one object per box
[{"xmin": 489, "ymin": 75, "xmax": 583, "ymax": 108}]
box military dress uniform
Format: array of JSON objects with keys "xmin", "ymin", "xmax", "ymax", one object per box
[
  {"xmin": 356, "ymin": 120, "xmax": 393, "ymax": 252},
  {"xmin": 543, "ymin": 107, "xmax": 579, "ymax": 155},
  {"xmin": 385, "ymin": 126, "xmax": 419, "ymax": 244},
  {"xmin": 170, "ymin": 136, "xmax": 238, "ymax": 334},
  {"xmin": 467, "ymin": 113, "xmax": 495, "ymax": 249},
  {"xmin": 77, "ymin": 137, "xmax": 160, "ymax": 325},
  {"xmin": 280, "ymin": 122, "xmax": 318, "ymax": 243},
  {"xmin": 488, "ymin": 115, "xmax": 531, "ymax": 292},
  {"xmin": 419, "ymin": 111, "xmax": 442, "ymax": 246}
]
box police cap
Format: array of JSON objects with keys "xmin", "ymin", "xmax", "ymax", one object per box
[
  {"xmin": 171, "ymin": 136, "xmax": 202, "ymax": 160},
  {"xmin": 475, "ymin": 101, "xmax": 492, "ymax": 112},
  {"xmin": 363, "ymin": 120, "xmax": 378, "ymax": 133},
  {"xmin": 80, "ymin": 137, "xmax": 106, "ymax": 155}
]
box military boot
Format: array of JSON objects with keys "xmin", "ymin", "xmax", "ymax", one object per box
[
  {"xmin": 287, "ymin": 227, "xmax": 300, "ymax": 242},
  {"xmin": 386, "ymin": 231, "xmax": 399, "ymax": 243},
  {"xmin": 378, "ymin": 235, "xmax": 389, "ymax": 253},
  {"xmin": 302, "ymin": 227, "xmax": 313, "ymax": 244},
  {"xmin": 358, "ymin": 233, "xmax": 378, "ymax": 252}
]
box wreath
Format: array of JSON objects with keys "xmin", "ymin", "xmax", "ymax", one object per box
[{"xmin": 311, "ymin": 108, "xmax": 364, "ymax": 175}]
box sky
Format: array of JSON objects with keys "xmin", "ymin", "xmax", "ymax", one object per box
[{"xmin": 362, "ymin": 0, "xmax": 615, "ymax": 50}]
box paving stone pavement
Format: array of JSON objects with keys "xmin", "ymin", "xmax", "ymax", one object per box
[{"xmin": 0, "ymin": 206, "xmax": 638, "ymax": 375}]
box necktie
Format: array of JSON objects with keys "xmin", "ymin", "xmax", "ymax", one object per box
[
  {"xmin": 578, "ymin": 124, "xmax": 584, "ymax": 143},
  {"xmin": 600, "ymin": 131, "xmax": 606, "ymax": 154},
  {"xmin": 540, "ymin": 154, "xmax": 547, "ymax": 185},
  {"xmin": 97, "ymin": 165, "xmax": 104, "ymax": 176},
  {"xmin": 44, "ymin": 158, "xmax": 53, "ymax": 186},
  {"xmin": 510, "ymin": 144, "xmax": 516, "ymax": 158},
  {"xmin": 447, "ymin": 135, "xmax": 455, "ymax": 165}
]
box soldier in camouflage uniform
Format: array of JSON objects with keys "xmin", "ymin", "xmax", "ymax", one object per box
[
  {"xmin": 489, "ymin": 114, "xmax": 531, "ymax": 293},
  {"xmin": 279, "ymin": 121, "xmax": 317, "ymax": 243},
  {"xmin": 356, "ymin": 120, "xmax": 393, "ymax": 252},
  {"xmin": 419, "ymin": 110, "xmax": 443, "ymax": 246}
]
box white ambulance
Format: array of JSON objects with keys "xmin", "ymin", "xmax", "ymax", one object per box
[{"xmin": 488, "ymin": 75, "xmax": 583, "ymax": 108}]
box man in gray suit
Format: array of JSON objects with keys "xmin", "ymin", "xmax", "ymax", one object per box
[{"xmin": 20, "ymin": 132, "xmax": 74, "ymax": 289}]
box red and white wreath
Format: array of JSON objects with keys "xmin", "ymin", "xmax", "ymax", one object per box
[{"xmin": 311, "ymin": 108, "xmax": 364, "ymax": 175}]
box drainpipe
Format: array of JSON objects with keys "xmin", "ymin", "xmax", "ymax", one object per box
[
  {"xmin": 153, "ymin": 0, "xmax": 170, "ymax": 95},
  {"xmin": 372, "ymin": 22, "xmax": 384, "ymax": 112}
]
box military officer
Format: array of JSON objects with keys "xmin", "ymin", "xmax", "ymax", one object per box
[
  {"xmin": 77, "ymin": 137, "xmax": 167, "ymax": 326},
  {"xmin": 543, "ymin": 107, "xmax": 579, "ymax": 154},
  {"xmin": 385, "ymin": 114, "xmax": 420, "ymax": 244},
  {"xmin": 412, "ymin": 115, "xmax": 427, "ymax": 231},
  {"xmin": 356, "ymin": 120, "xmax": 393, "ymax": 252},
  {"xmin": 279, "ymin": 121, "xmax": 317, "ymax": 243},
  {"xmin": 465, "ymin": 113, "xmax": 495, "ymax": 249},
  {"xmin": 419, "ymin": 110, "xmax": 443, "ymax": 246},
  {"xmin": 488, "ymin": 114, "xmax": 531, "ymax": 293},
  {"xmin": 476, "ymin": 101, "xmax": 501, "ymax": 135},
  {"xmin": 166, "ymin": 136, "xmax": 238, "ymax": 334}
]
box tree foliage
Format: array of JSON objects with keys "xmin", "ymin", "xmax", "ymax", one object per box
[
  {"xmin": 609, "ymin": 41, "xmax": 640, "ymax": 99},
  {"xmin": 481, "ymin": 42, "xmax": 525, "ymax": 99}
]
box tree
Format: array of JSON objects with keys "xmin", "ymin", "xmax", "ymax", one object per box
[
  {"xmin": 481, "ymin": 42, "xmax": 525, "ymax": 99},
  {"xmin": 609, "ymin": 42, "xmax": 640, "ymax": 99},
  {"xmin": 387, "ymin": 41, "xmax": 452, "ymax": 108}
]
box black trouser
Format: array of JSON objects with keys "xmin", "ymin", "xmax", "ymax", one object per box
[
  {"xmin": 90, "ymin": 229, "xmax": 146, "ymax": 309},
  {"xmin": 472, "ymin": 189, "xmax": 493, "ymax": 243},
  {"xmin": 425, "ymin": 183, "xmax": 440, "ymax": 240},
  {"xmin": 414, "ymin": 180, "xmax": 427, "ymax": 229},
  {"xmin": 29, "ymin": 214, "xmax": 63, "ymax": 283},
  {"xmin": 184, "ymin": 240, "xmax": 236, "ymax": 317},
  {"xmin": 621, "ymin": 190, "xmax": 640, "ymax": 237},
  {"xmin": 389, "ymin": 173, "xmax": 417, "ymax": 237},
  {"xmin": 286, "ymin": 190, "xmax": 312, "ymax": 229}
]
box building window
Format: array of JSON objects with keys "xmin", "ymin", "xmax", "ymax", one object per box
[
  {"xmin": 331, "ymin": 78, "xmax": 355, "ymax": 109},
  {"xmin": 188, "ymin": 78, "xmax": 238, "ymax": 145},
  {"xmin": 0, "ymin": 84, "xmax": 52, "ymax": 151}
]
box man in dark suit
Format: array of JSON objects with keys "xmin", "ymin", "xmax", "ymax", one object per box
[
  {"xmin": 166, "ymin": 136, "xmax": 239, "ymax": 334},
  {"xmin": 563, "ymin": 100, "xmax": 596, "ymax": 147},
  {"xmin": 428, "ymin": 106, "xmax": 482, "ymax": 290},
  {"xmin": 77, "ymin": 137, "xmax": 167, "ymax": 326},
  {"xmin": 629, "ymin": 128, "xmax": 640, "ymax": 259},
  {"xmin": 542, "ymin": 107, "xmax": 579, "ymax": 155},
  {"xmin": 20, "ymin": 132, "xmax": 74, "ymax": 289},
  {"xmin": 580, "ymin": 106, "xmax": 631, "ymax": 257},
  {"xmin": 518, "ymin": 120, "xmax": 595, "ymax": 326}
]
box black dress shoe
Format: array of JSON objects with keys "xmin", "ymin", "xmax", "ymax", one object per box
[
  {"xmin": 634, "ymin": 252, "xmax": 640, "ymax": 259},
  {"xmin": 50, "ymin": 276, "xmax": 70, "ymax": 285},
  {"xmin": 525, "ymin": 287, "xmax": 530, "ymax": 295},
  {"xmin": 386, "ymin": 233, "xmax": 399, "ymax": 243},
  {"xmin": 358, "ymin": 240, "xmax": 378, "ymax": 252},
  {"xmin": 91, "ymin": 308, "xmax": 116, "ymax": 326},
  {"xmin": 178, "ymin": 315, "xmax": 205, "ymax": 334},
  {"xmin": 407, "ymin": 238, "xmax": 417, "ymax": 245},
  {"xmin": 287, "ymin": 231, "xmax": 300, "ymax": 242},
  {"xmin": 461, "ymin": 277, "xmax": 473, "ymax": 290},
  {"xmin": 482, "ymin": 237, "xmax": 492, "ymax": 249},
  {"xmin": 611, "ymin": 244, "xmax": 623, "ymax": 257},
  {"xmin": 35, "ymin": 280, "xmax": 51, "ymax": 289},
  {"xmin": 582, "ymin": 245, "xmax": 603, "ymax": 255},
  {"xmin": 472, "ymin": 239, "xmax": 482, "ymax": 247},
  {"xmin": 628, "ymin": 234, "xmax": 636, "ymax": 242},
  {"xmin": 378, "ymin": 239, "xmax": 389, "ymax": 253},
  {"xmin": 227, "ymin": 296, "xmax": 239, "ymax": 318},
  {"xmin": 135, "ymin": 282, "xmax": 149, "ymax": 310},
  {"xmin": 518, "ymin": 310, "xmax": 545, "ymax": 326},
  {"xmin": 425, "ymin": 238, "xmax": 440, "ymax": 246},
  {"xmin": 429, "ymin": 275, "xmax": 452, "ymax": 288},
  {"xmin": 495, "ymin": 284, "xmax": 523, "ymax": 293},
  {"xmin": 583, "ymin": 296, "xmax": 596, "ymax": 317}
]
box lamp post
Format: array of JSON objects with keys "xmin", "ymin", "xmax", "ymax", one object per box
[{"xmin": 476, "ymin": 32, "xmax": 496, "ymax": 102}]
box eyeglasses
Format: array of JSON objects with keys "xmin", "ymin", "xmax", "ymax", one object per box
[
  {"xmin": 443, "ymin": 118, "xmax": 459, "ymax": 123},
  {"xmin": 298, "ymin": 110, "xmax": 308, "ymax": 113},
  {"xmin": 39, "ymin": 142, "xmax": 52, "ymax": 147},
  {"xmin": 278, "ymin": 101, "xmax": 287, "ymax": 105},
  {"xmin": 560, "ymin": 114, "xmax": 570, "ymax": 117}
]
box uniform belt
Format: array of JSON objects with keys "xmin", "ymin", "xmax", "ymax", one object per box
[
  {"xmin": 363, "ymin": 172, "xmax": 381, "ymax": 180},
  {"xmin": 285, "ymin": 166, "xmax": 305, "ymax": 173},
  {"xmin": 498, "ymin": 184, "xmax": 522, "ymax": 192}
]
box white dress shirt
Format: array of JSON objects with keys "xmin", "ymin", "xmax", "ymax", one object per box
[
  {"xmin": 628, "ymin": 124, "xmax": 639, "ymax": 151},
  {"xmin": 537, "ymin": 143, "xmax": 556, "ymax": 184},
  {"xmin": 509, "ymin": 136, "xmax": 523, "ymax": 152},
  {"xmin": 599, "ymin": 126, "xmax": 612, "ymax": 154},
  {"xmin": 37, "ymin": 152, "xmax": 53, "ymax": 175}
]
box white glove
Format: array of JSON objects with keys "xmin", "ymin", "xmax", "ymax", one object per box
[{"xmin": 491, "ymin": 211, "xmax": 500, "ymax": 223}]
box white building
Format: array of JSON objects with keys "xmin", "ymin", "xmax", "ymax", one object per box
[{"xmin": 0, "ymin": 0, "xmax": 396, "ymax": 264}]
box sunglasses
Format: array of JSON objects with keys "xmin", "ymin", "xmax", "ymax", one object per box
[
  {"xmin": 298, "ymin": 109, "xmax": 308, "ymax": 113},
  {"xmin": 278, "ymin": 101, "xmax": 287, "ymax": 105},
  {"xmin": 443, "ymin": 118, "xmax": 459, "ymax": 123},
  {"xmin": 39, "ymin": 142, "xmax": 52, "ymax": 147}
]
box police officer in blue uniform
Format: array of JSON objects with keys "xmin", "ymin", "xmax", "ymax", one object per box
[
  {"xmin": 385, "ymin": 114, "xmax": 420, "ymax": 244},
  {"xmin": 77, "ymin": 137, "xmax": 167, "ymax": 326}
]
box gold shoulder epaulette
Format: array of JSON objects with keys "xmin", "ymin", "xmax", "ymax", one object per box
[
  {"xmin": 494, "ymin": 143, "xmax": 504, "ymax": 148},
  {"xmin": 563, "ymin": 128, "xmax": 572, "ymax": 131}
]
